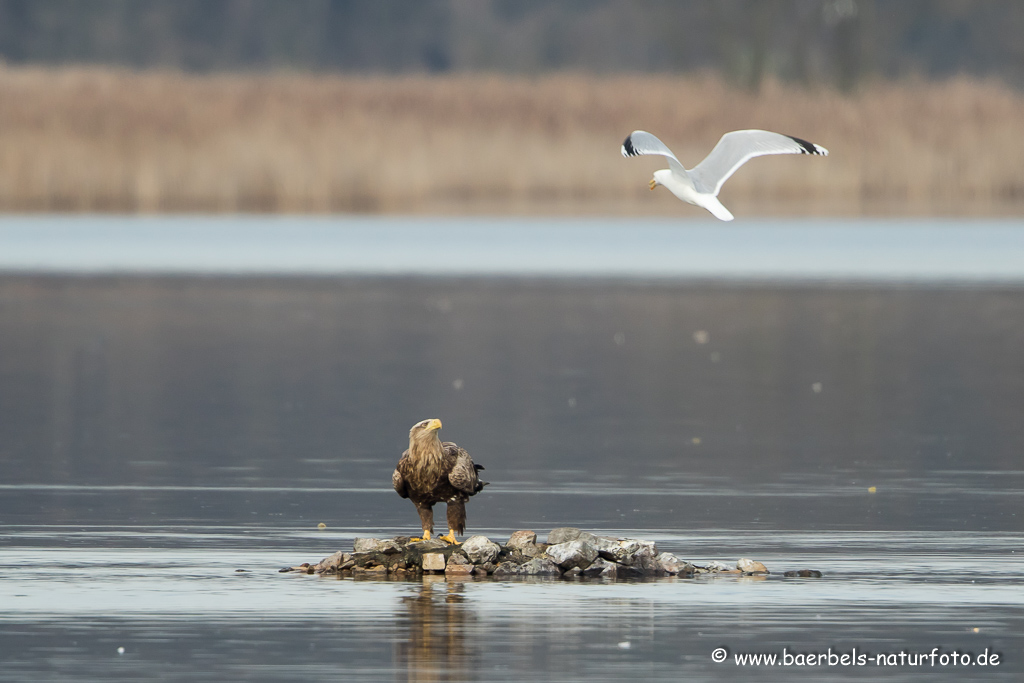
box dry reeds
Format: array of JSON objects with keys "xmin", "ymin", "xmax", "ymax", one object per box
[{"xmin": 1, "ymin": 65, "xmax": 1023, "ymax": 216}]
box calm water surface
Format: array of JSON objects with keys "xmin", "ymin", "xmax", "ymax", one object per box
[{"xmin": 1, "ymin": 217, "xmax": 1022, "ymax": 681}]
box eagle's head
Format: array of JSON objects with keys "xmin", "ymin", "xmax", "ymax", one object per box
[{"xmin": 409, "ymin": 418, "xmax": 443, "ymax": 451}]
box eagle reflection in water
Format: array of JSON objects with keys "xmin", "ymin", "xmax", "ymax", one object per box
[{"xmin": 395, "ymin": 575, "xmax": 477, "ymax": 682}]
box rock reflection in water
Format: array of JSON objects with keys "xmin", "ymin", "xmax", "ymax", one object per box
[{"xmin": 396, "ymin": 575, "xmax": 477, "ymax": 683}]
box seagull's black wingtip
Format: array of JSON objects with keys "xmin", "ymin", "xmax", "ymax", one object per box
[
  {"xmin": 621, "ymin": 134, "xmax": 638, "ymax": 157},
  {"xmin": 786, "ymin": 134, "xmax": 827, "ymax": 156}
]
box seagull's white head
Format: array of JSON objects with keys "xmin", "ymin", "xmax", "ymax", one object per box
[{"xmin": 651, "ymin": 169, "xmax": 672, "ymax": 191}]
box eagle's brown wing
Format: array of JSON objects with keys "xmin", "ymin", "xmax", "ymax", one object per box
[
  {"xmin": 443, "ymin": 442, "xmax": 487, "ymax": 495},
  {"xmin": 392, "ymin": 449, "xmax": 410, "ymax": 498}
]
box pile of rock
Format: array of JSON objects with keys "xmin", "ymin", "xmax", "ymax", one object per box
[
  {"xmin": 492, "ymin": 528, "xmax": 691, "ymax": 578},
  {"xmin": 281, "ymin": 527, "xmax": 811, "ymax": 579}
]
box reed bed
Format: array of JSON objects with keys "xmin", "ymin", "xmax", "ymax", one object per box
[{"xmin": 1, "ymin": 65, "xmax": 1022, "ymax": 216}]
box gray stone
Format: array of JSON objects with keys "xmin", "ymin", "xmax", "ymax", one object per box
[
  {"xmin": 352, "ymin": 538, "xmax": 383, "ymax": 553},
  {"xmin": 461, "ymin": 536, "xmax": 500, "ymax": 565},
  {"xmin": 314, "ymin": 551, "xmax": 348, "ymax": 574},
  {"xmin": 635, "ymin": 546, "xmax": 663, "ymax": 575},
  {"xmin": 500, "ymin": 549, "xmax": 530, "ymax": 564},
  {"xmin": 376, "ymin": 540, "xmax": 402, "ymax": 555},
  {"xmin": 421, "ymin": 552, "xmax": 447, "ymax": 571},
  {"xmin": 520, "ymin": 557, "xmax": 562, "ymax": 576},
  {"xmin": 737, "ymin": 558, "xmax": 769, "ymax": 574},
  {"xmin": 547, "ymin": 527, "xmax": 583, "ymax": 544},
  {"xmin": 614, "ymin": 563, "xmax": 646, "ymax": 578},
  {"xmin": 348, "ymin": 552, "xmax": 379, "ymax": 568},
  {"xmin": 504, "ymin": 534, "xmax": 542, "ymax": 559},
  {"xmin": 350, "ymin": 537, "xmax": 401, "ymax": 554},
  {"xmin": 547, "ymin": 528, "xmax": 599, "ymax": 545},
  {"xmin": 545, "ymin": 540, "xmax": 599, "ymax": 570},
  {"xmin": 580, "ymin": 557, "xmax": 618, "ymax": 577},
  {"xmin": 514, "ymin": 543, "xmax": 540, "ymax": 558},
  {"xmin": 472, "ymin": 562, "xmax": 496, "ymax": 576},
  {"xmin": 594, "ymin": 537, "xmax": 659, "ymax": 565},
  {"xmin": 506, "ymin": 530, "xmax": 537, "ymax": 549},
  {"xmin": 705, "ymin": 561, "xmax": 730, "ymax": 573},
  {"xmin": 492, "ymin": 561, "xmax": 522, "ymax": 576},
  {"xmin": 445, "ymin": 553, "xmax": 474, "ymax": 575},
  {"xmin": 563, "ymin": 567, "xmax": 582, "ymax": 578},
  {"xmin": 413, "ymin": 538, "xmax": 447, "ymax": 551},
  {"xmin": 656, "ymin": 552, "xmax": 688, "ymax": 575},
  {"xmin": 657, "ymin": 553, "xmax": 695, "ymax": 576}
]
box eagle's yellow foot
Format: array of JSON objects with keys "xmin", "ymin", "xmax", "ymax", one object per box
[
  {"xmin": 411, "ymin": 530, "xmax": 432, "ymax": 542},
  {"xmin": 438, "ymin": 530, "xmax": 459, "ymax": 545}
]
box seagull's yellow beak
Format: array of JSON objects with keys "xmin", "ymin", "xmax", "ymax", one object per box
[
  {"xmin": 649, "ymin": 178, "xmax": 657, "ymax": 190},
  {"xmin": 425, "ymin": 418, "xmax": 442, "ymax": 431}
]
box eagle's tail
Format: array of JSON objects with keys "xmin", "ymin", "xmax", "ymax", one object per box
[{"xmin": 473, "ymin": 463, "xmax": 488, "ymax": 492}]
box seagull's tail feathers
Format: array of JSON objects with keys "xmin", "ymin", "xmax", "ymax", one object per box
[{"xmin": 701, "ymin": 196, "xmax": 734, "ymax": 222}]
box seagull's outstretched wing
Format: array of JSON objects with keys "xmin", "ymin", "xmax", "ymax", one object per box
[
  {"xmin": 621, "ymin": 131, "xmax": 688, "ymax": 178},
  {"xmin": 688, "ymin": 130, "xmax": 828, "ymax": 196}
]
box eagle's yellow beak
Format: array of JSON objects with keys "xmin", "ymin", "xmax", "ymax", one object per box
[
  {"xmin": 649, "ymin": 178, "xmax": 657, "ymax": 190},
  {"xmin": 425, "ymin": 418, "xmax": 442, "ymax": 431}
]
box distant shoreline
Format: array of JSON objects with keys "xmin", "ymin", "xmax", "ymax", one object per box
[
  {"xmin": 2, "ymin": 216, "xmax": 1022, "ymax": 281},
  {"xmin": 1, "ymin": 66, "xmax": 1022, "ymax": 217}
]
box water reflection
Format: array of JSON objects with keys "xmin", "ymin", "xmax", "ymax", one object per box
[{"xmin": 396, "ymin": 576, "xmax": 476, "ymax": 683}]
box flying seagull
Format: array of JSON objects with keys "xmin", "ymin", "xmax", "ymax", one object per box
[
  {"xmin": 621, "ymin": 129, "xmax": 828, "ymax": 221},
  {"xmin": 392, "ymin": 418, "xmax": 488, "ymax": 544}
]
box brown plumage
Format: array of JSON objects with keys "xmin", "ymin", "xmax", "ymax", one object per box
[{"xmin": 392, "ymin": 418, "xmax": 488, "ymax": 544}]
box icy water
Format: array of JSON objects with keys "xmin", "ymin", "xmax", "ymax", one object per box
[{"xmin": 1, "ymin": 217, "xmax": 1023, "ymax": 681}]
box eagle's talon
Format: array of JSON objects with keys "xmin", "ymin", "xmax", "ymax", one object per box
[{"xmin": 439, "ymin": 531, "xmax": 459, "ymax": 545}]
